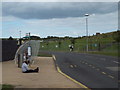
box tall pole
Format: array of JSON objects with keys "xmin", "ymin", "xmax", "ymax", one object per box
[
  {"xmin": 19, "ymin": 31, "xmax": 21, "ymax": 39},
  {"xmin": 19, "ymin": 30, "xmax": 22, "ymax": 45},
  {"xmin": 29, "ymin": 32, "xmax": 30, "ymax": 46},
  {"xmin": 85, "ymin": 14, "xmax": 89, "ymax": 52},
  {"xmin": 29, "ymin": 32, "xmax": 30, "ymax": 41}
]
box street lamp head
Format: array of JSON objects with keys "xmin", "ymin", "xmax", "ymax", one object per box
[{"xmin": 85, "ymin": 14, "xmax": 89, "ymax": 16}]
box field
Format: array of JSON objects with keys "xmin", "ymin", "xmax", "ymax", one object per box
[{"xmin": 39, "ymin": 31, "xmax": 119, "ymax": 57}]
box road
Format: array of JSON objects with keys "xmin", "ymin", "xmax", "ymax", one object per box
[{"xmin": 39, "ymin": 51, "xmax": 119, "ymax": 88}]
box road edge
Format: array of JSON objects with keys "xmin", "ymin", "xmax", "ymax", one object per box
[{"xmin": 52, "ymin": 54, "xmax": 90, "ymax": 89}]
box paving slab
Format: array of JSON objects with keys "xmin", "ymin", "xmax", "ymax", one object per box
[{"xmin": 2, "ymin": 57, "xmax": 82, "ymax": 88}]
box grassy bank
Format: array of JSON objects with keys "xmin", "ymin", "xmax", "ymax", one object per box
[
  {"xmin": 39, "ymin": 31, "xmax": 119, "ymax": 57},
  {"xmin": 38, "ymin": 52, "xmax": 52, "ymax": 57}
]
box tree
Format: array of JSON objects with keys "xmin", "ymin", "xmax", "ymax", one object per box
[
  {"xmin": 71, "ymin": 38, "xmax": 75, "ymax": 45},
  {"xmin": 58, "ymin": 40, "xmax": 61, "ymax": 48},
  {"xmin": 8, "ymin": 36, "xmax": 14, "ymax": 40},
  {"xmin": 30, "ymin": 36, "xmax": 40, "ymax": 40}
]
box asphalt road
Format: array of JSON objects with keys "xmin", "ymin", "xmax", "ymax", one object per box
[{"xmin": 40, "ymin": 51, "xmax": 120, "ymax": 88}]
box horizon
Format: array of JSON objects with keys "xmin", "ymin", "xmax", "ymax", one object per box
[{"xmin": 1, "ymin": 29, "xmax": 118, "ymax": 39}]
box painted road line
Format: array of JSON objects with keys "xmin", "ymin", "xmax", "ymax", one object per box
[
  {"xmin": 70, "ymin": 65, "xmax": 74, "ymax": 68},
  {"xmin": 108, "ymin": 75, "xmax": 114, "ymax": 79},
  {"xmin": 57, "ymin": 66, "xmax": 89, "ymax": 89},
  {"xmin": 89, "ymin": 65, "xmax": 92, "ymax": 67},
  {"xmin": 85, "ymin": 63, "xmax": 88, "ymax": 65},
  {"xmin": 92, "ymin": 66, "xmax": 95, "ymax": 69},
  {"xmin": 102, "ymin": 72, "xmax": 106, "ymax": 75},
  {"xmin": 113, "ymin": 61, "xmax": 119, "ymax": 64},
  {"xmin": 96, "ymin": 68, "xmax": 100, "ymax": 71},
  {"xmin": 74, "ymin": 65, "xmax": 77, "ymax": 67}
]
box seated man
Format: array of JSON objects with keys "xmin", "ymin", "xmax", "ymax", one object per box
[{"xmin": 22, "ymin": 61, "xmax": 39, "ymax": 73}]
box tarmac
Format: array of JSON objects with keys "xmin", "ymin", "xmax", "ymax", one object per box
[{"xmin": 2, "ymin": 57, "xmax": 82, "ymax": 88}]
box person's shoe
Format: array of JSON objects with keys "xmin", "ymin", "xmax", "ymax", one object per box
[{"xmin": 36, "ymin": 67, "xmax": 39, "ymax": 72}]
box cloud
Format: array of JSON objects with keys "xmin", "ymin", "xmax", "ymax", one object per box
[{"xmin": 2, "ymin": 2, "xmax": 118, "ymax": 19}]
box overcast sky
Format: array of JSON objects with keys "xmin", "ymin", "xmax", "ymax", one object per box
[{"xmin": 1, "ymin": 1, "xmax": 119, "ymax": 38}]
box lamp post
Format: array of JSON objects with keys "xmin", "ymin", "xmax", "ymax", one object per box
[
  {"xmin": 19, "ymin": 30, "xmax": 22, "ymax": 45},
  {"xmin": 85, "ymin": 14, "xmax": 89, "ymax": 52},
  {"xmin": 19, "ymin": 30, "xmax": 21, "ymax": 39}
]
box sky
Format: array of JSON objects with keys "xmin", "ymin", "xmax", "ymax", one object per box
[{"xmin": 1, "ymin": 0, "xmax": 119, "ymax": 38}]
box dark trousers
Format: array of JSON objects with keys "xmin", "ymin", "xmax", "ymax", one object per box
[{"xmin": 23, "ymin": 68, "xmax": 39, "ymax": 73}]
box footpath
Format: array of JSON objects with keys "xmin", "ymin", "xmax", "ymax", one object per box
[{"xmin": 2, "ymin": 57, "xmax": 82, "ymax": 88}]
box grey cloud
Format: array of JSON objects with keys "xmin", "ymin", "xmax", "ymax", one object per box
[{"xmin": 2, "ymin": 2, "xmax": 118, "ymax": 19}]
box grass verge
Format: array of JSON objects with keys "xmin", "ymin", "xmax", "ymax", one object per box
[
  {"xmin": 38, "ymin": 53, "xmax": 52, "ymax": 57},
  {"xmin": 88, "ymin": 51, "xmax": 118, "ymax": 57}
]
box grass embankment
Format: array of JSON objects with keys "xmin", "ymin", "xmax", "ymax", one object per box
[{"xmin": 39, "ymin": 31, "xmax": 119, "ymax": 57}]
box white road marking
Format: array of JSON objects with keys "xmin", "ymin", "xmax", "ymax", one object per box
[
  {"xmin": 89, "ymin": 65, "xmax": 92, "ymax": 67},
  {"xmin": 102, "ymin": 72, "xmax": 106, "ymax": 75},
  {"xmin": 108, "ymin": 75, "xmax": 114, "ymax": 79},
  {"xmin": 70, "ymin": 65, "xmax": 74, "ymax": 68},
  {"xmin": 96, "ymin": 68, "xmax": 100, "ymax": 71},
  {"xmin": 74, "ymin": 65, "xmax": 77, "ymax": 67},
  {"xmin": 113, "ymin": 61, "xmax": 119, "ymax": 64}
]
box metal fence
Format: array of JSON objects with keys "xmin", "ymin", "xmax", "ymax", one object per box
[
  {"xmin": 14, "ymin": 40, "xmax": 40, "ymax": 68},
  {"xmin": 2, "ymin": 40, "xmax": 18, "ymax": 61}
]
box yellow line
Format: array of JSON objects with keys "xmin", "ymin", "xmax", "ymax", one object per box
[{"xmin": 57, "ymin": 67, "xmax": 89, "ymax": 89}]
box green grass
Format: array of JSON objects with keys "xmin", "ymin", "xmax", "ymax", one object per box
[
  {"xmin": 88, "ymin": 51, "xmax": 118, "ymax": 57},
  {"xmin": 1, "ymin": 84, "xmax": 14, "ymax": 90},
  {"xmin": 38, "ymin": 53, "xmax": 52, "ymax": 57},
  {"xmin": 40, "ymin": 31, "xmax": 119, "ymax": 57}
]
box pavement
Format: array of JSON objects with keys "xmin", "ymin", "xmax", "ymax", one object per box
[{"xmin": 2, "ymin": 57, "xmax": 82, "ymax": 88}]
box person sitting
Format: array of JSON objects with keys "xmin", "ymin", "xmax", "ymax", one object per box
[{"xmin": 22, "ymin": 61, "xmax": 39, "ymax": 73}]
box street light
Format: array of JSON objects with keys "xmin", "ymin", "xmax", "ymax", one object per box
[
  {"xmin": 19, "ymin": 30, "xmax": 21, "ymax": 39},
  {"xmin": 85, "ymin": 14, "xmax": 89, "ymax": 52}
]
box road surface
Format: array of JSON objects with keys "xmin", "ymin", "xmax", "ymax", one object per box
[{"xmin": 39, "ymin": 51, "xmax": 119, "ymax": 88}]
